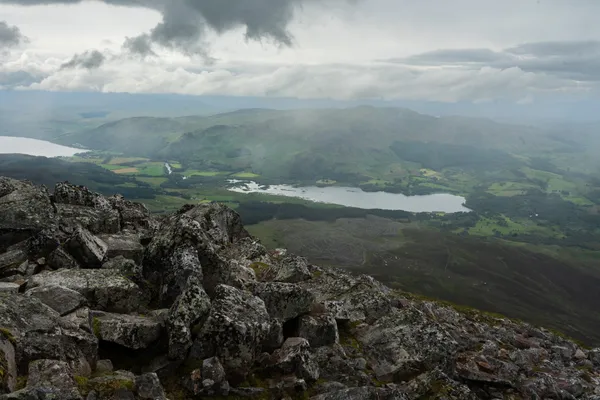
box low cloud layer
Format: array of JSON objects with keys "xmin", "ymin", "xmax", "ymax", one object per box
[
  {"xmin": 395, "ymin": 41, "xmax": 600, "ymax": 83},
  {"xmin": 0, "ymin": 21, "xmax": 26, "ymax": 47}
]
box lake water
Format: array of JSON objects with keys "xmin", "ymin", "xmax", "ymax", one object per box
[
  {"xmin": 0, "ymin": 136, "xmax": 86, "ymax": 157},
  {"xmin": 229, "ymin": 181, "xmax": 470, "ymax": 213}
]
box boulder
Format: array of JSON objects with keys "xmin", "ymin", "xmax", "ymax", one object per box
[
  {"xmin": 64, "ymin": 228, "xmax": 108, "ymax": 268},
  {"xmin": 311, "ymin": 386, "xmax": 408, "ymax": 400},
  {"xmin": 166, "ymin": 277, "xmax": 211, "ymax": 360},
  {"xmin": 273, "ymin": 255, "xmax": 313, "ymax": 283},
  {"xmin": 268, "ymin": 337, "xmax": 319, "ymax": 382},
  {"xmin": 134, "ymin": 373, "xmax": 166, "ymax": 400},
  {"xmin": 0, "ymin": 283, "xmax": 19, "ymax": 294},
  {"xmin": 46, "ymin": 246, "xmax": 80, "ymax": 270},
  {"xmin": 589, "ymin": 348, "xmax": 600, "ymax": 367},
  {"xmin": 55, "ymin": 204, "xmax": 121, "ymax": 235},
  {"xmin": 101, "ymin": 257, "xmax": 142, "ymax": 282},
  {"xmin": 251, "ymin": 282, "xmax": 315, "ymax": 322},
  {"xmin": 53, "ymin": 182, "xmax": 110, "ymax": 209},
  {"xmin": 0, "ymin": 294, "xmax": 97, "ymax": 375},
  {"xmin": 202, "ymin": 357, "xmax": 226, "ymax": 385},
  {"xmin": 25, "ymin": 285, "xmax": 87, "ymax": 316},
  {"xmin": 0, "ymin": 247, "xmax": 28, "ymax": 279},
  {"xmin": 354, "ymin": 307, "xmax": 459, "ymax": 383},
  {"xmin": 190, "ymin": 285, "xmax": 272, "ymax": 382},
  {"xmin": 0, "ymin": 178, "xmax": 55, "ymax": 251},
  {"xmin": 91, "ymin": 311, "xmax": 163, "ymax": 350},
  {"xmin": 26, "ymin": 359, "xmax": 82, "ymax": 400},
  {"xmin": 297, "ymin": 314, "xmax": 339, "ymax": 348},
  {"xmin": 84, "ymin": 371, "xmax": 135, "ymax": 399},
  {"xmin": 302, "ymin": 272, "xmax": 392, "ymax": 323},
  {"xmin": 28, "ymin": 269, "xmax": 146, "ymax": 313},
  {"xmin": 95, "ymin": 360, "xmax": 113, "ymax": 375},
  {"xmin": 0, "ymin": 336, "xmax": 16, "ymax": 394},
  {"xmin": 97, "ymin": 234, "xmax": 144, "ymax": 264},
  {"xmin": 108, "ymin": 195, "xmax": 154, "ymax": 231},
  {"xmin": 143, "ymin": 204, "xmax": 249, "ymax": 304}
]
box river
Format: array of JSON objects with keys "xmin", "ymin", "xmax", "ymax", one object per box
[
  {"xmin": 0, "ymin": 136, "xmax": 86, "ymax": 157},
  {"xmin": 229, "ymin": 181, "xmax": 470, "ymax": 213}
]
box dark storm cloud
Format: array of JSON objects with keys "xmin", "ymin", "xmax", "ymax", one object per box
[
  {"xmin": 0, "ymin": 21, "xmax": 27, "ymax": 47},
  {"xmin": 0, "ymin": 0, "xmax": 334, "ymax": 55},
  {"xmin": 392, "ymin": 41, "xmax": 600, "ymax": 83},
  {"xmin": 60, "ymin": 50, "xmax": 106, "ymax": 69}
]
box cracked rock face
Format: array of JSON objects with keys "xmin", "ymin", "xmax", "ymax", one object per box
[{"xmin": 0, "ymin": 178, "xmax": 600, "ymax": 400}]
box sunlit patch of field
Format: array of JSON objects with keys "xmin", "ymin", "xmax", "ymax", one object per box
[{"xmin": 113, "ymin": 168, "xmax": 139, "ymax": 174}]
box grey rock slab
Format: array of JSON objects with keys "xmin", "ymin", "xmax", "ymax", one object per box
[
  {"xmin": 190, "ymin": 284, "xmax": 272, "ymax": 382},
  {"xmin": 0, "ymin": 283, "xmax": 20, "ymax": 294},
  {"xmin": 91, "ymin": 311, "xmax": 163, "ymax": 350},
  {"xmin": 65, "ymin": 228, "xmax": 108, "ymax": 268},
  {"xmin": 26, "ymin": 359, "xmax": 82, "ymax": 400},
  {"xmin": 0, "ymin": 294, "xmax": 98, "ymax": 375},
  {"xmin": 251, "ymin": 282, "xmax": 315, "ymax": 322},
  {"xmin": 98, "ymin": 233, "xmax": 144, "ymax": 264},
  {"xmin": 46, "ymin": 246, "xmax": 79, "ymax": 270},
  {"xmin": 297, "ymin": 314, "xmax": 339, "ymax": 348},
  {"xmin": 25, "ymin": 285, "xmax": 87, "ymax": 316},
  {"xmin": 269, "ymin": 337, "xmax": 319, "ymax": 382},
  {"xmin": 28, "ymin": 269, "xmax": 145, "ymax": 313},
  {"xmin": 134, "ymin": 373, "xmax": 166, "ymax": 400},
  {"xmin": 166, "ymin": 277, "xmax": 211, "ymax": 360}
]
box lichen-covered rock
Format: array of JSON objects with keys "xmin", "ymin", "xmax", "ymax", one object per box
[
  {"xmin": 268, "ymin": 337, "xmax": 319, "ymax": 382},
  {"xmin": 0, "ymin": 294, "xmax": 97, "ymax": 375},
  {"xmin": 0, "ymin": 283, "xmax": 19, "ymax": 294},
  {"xmin": 405, "ymin": 370, "xmax": 476, "ymax": 400},
  {"xmin": 354, "ymin": 307, "xmax": 459, "ymax": 383},
  {"xmin": 273, "ymin": 255, "xmax": 313, "ymax": 283},
  {"xmin": 202, "ymin": 357, "xmax": 226, "ymax": 385},
  {"xmin": 55, "ymin": 204, "xmax": 121, "ymax": 235},
  {"xmin": 107, "ymin": 194, "xmax": 154, "ymax": 231},
  {"xmin": 97, "ymin": 234, "xmax": 144, "ymax": 264},
  {"xmin": 26, "ymin": 359, "xmax": 82, "ymax": 400},
  {"xmin": 46, "ymin": 246, "xmax": 80, "ymax": 270},
  {"xmin": 0, "ymin": 247, "xmax": 28, "ymax": 279},
  {"xmin": 134, "ymin": 373, "xmax": 166, "ymax": 400},
  {"xmin": 0, "ymin": 337, "xmax": 17, "ymax": 394},
  {"xmin": 91, "ymin": 311, "xmax": 163, "ymax": 350},
  {"xmin": 297, "ymin": 314, "xmax": 339, "ymax": 348},
  {"xmin": 310, "ymin": 386, "xmax": 408, "ymax": 400},
  {"xmin": 302, "ymin": 270, "xmax": 393, "ymax": 323},
  {"xmin": 28, "ymin": 269, "xmax": 146, "ymax": 313},
  {"xmin": 25, "ymin": 285, "xmax": 87, "ymax": 316},
  {"xmin": 190, "ymin": 285, "xmax": 271, "ymax": 382},
  {"xmin": 65, "ymin": 228, "xmax": 108, "ymax": 268},
  {"xmin": 251, "ymin": 282, "xmax": 315, "ymax": 322},
  {"xmin": 101, "ymin": 256, "xmax": 141, "ymax": 283},
  {"xmin": 143, "ymin": 204, "xmax": 249, "ymax": 304},
  {"xmin": 166, "ymin": 277, "xmax": 211, "ymax": 360},
  {"xmin": 84, "ymin": 371, "xmax": 135, "ymax": 399},
  {"xmin": 0, "ymin": 178, "xmax": 55, "ymax": 251}
]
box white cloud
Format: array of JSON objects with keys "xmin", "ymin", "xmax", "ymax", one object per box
[{"xmin": 1, "ymin": 0, "xmax": 600, "ymax": 101}]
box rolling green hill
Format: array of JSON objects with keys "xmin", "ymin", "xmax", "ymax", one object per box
[{"xmin": 55, "ymin": 106, "xmax": 583, "ymax": 188}]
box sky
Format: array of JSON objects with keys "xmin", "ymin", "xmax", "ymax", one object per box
[{"xmin": 1, "ymin": 0, "xmax": 600, "ymax": 103}]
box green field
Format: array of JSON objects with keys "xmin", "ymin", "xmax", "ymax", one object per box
[{"xmin": 232, "ymin": 172, "xmax": 261, "ymax": 179}]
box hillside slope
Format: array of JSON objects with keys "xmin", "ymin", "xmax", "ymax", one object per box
[{"xmin": 1, "ymin": 177, "xmax": 599, "ymax": 399}]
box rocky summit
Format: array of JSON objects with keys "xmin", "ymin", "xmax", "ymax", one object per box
[{"xmin": 0, "ymin": 176, "xmax": 599, "ymax": 400}]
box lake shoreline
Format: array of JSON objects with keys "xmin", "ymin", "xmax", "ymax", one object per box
[
  {"xmin": 228, "ymin": 180, "xmax": 470, "ymax": 213},
  {"xmin": 0, "ymin": 136, "xmax": 89, "ymax": 158}
]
